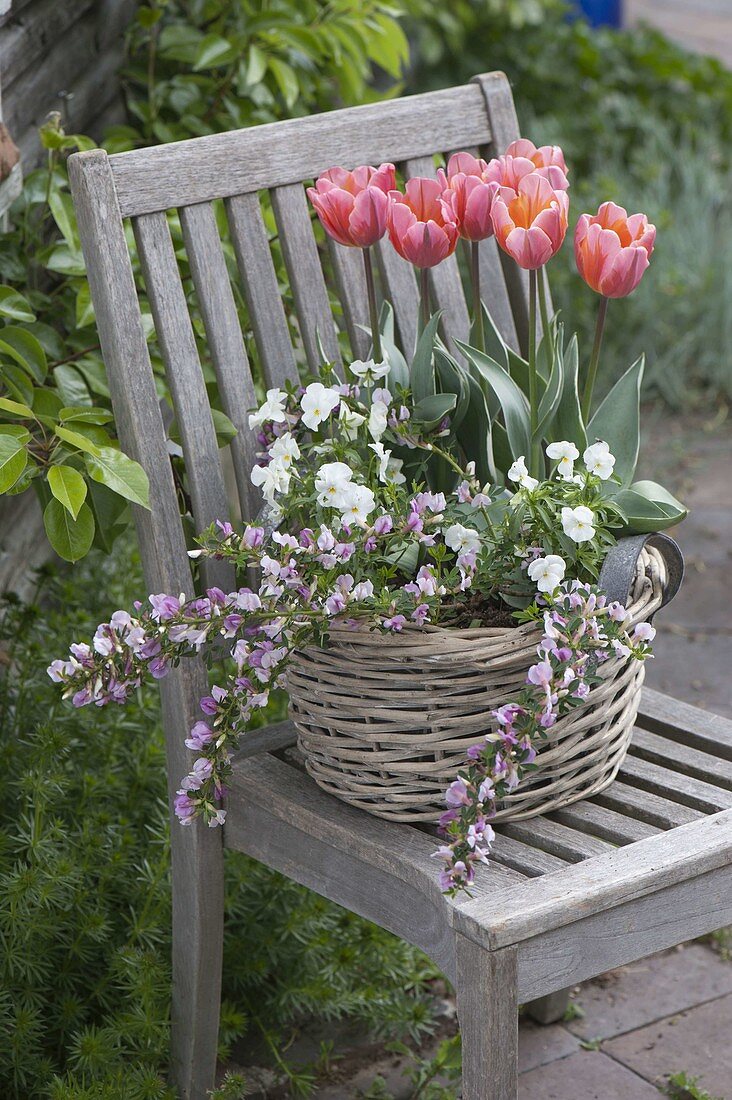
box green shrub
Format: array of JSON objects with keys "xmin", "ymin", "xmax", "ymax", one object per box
[{"xmin": 0, "ymin": 539, "xmax": 438, "ymax": 1098}]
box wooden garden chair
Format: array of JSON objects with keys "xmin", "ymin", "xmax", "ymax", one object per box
[{"xmin": 68, "ymin": 73, "xmax": 732, "ymax": 1100}]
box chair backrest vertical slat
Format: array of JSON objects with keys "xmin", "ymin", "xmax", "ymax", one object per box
[
  {"xmin": 270, "ymin": 183, "xmax": 342, "ymax": 371},
  {"xmin": 375, "ymin": 237, "xmax": 420, "ymax": 357},
  {"xmin": 133, "ymin": 211, "xmax": 234, "ymax": 591},
  {"xmin": 178, "ymin": 202, "xmax": 260, "ymax": 521},
  {"xmin": 225, "ymin": 192, "xmax": 298, "ymax": 390},
  {"xmin": 403, "ymin": 155, "xmax": 471, "ymax": 353},
  {"xmin": 328, "ymin": 240, "xmax": 371, "ymax": 360}
]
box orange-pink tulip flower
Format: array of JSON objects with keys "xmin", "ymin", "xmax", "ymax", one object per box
[
  {"xmin": 440, "ymin": 151, "xmax": 490, "ymax": 182},
  {"xmin": 388, "ymin": 178, "xmax": 459, "ymax": 268},
  {"xmin": 307, "ymin": 163, "xmax": 396, "ymax": 248},
  {"xmin": 491, "ymin": 174, "xmax": 569, "ymax": 270},
  {"xmin": 504, "ymin": 139, "xmax": 569, "ymax": 190},
  {"xmin": 574, "ymin": 201, "xmax": 656, "ymax": 298}
]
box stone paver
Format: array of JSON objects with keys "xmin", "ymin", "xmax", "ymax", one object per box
[
  {"xmin": 518, "ymin": 1049, "xmax": 661, "ymax": 1099},
  {"xmin": 568, "ymin": 943, "xmax": 732, "ymax": 1041},
  {"xmin": 605, "ymin": 991, "xmax": 732, "ymax": 1096},
  {"xmin": 518, "ymin": 1019, "xmax": 580, "ymax": 1073}
]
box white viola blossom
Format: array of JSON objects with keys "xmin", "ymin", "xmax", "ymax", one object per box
[
  {"xmin": 444, "ymin": 523, "xmax": 482, "ymax": 555},
  {"xmin": 349, "ymin": 358, "xmax": 390, "ymax": 384},
  {"xmin": 368, "ymin": 442, "xmax": 392, "ymax": 483},
  {"xmin": 385, "ymin": 457, "xmax": 406, "ymax": 485},
  {"xmin": 338, "ymin": 483, "xmax": 376, "ymax": 526},
  {"xmin": 315, "ymin": 461, "xmax": 353, "ymax": 508},
  {"xmin": 250, "ymin": 459, "xmax": 290, "ymax": 504},
  {"xmin": 368, "ymin": 399, "xmax": 389, "ymax": 442},
  {"xmin": 269, "ymin": 432, "xmax": 300, "ymax": 470},
  {"xmin": 561, "ymin": 505, "xmax": 596, "ymax": 544},
  {"xmin": 507, "ymin": 455, "xmax": 538, "ymax": 491},
  {"xmin": 546, "ymin": 441, "xmax": 579, "ymax": 482},
  {"xmin": 300, "ymin": 382, "xmax": 340, "ymax": 431},
  {"xmin": 527, "ymin": 554, "xmax": 566, "ymax": 594},
  {"xmin": 583, "ymin": 440, "xmax": 616, "ymax": 481},
  {"xmin": 248, "ymin": 387, "xmax": 287, "ymax": 430},
  {"xmin": 338, "ymin": 403, "xmax": 366, "ymax": 440}
]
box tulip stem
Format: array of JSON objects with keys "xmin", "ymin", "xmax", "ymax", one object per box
[
  {"xmin": 538, "ymin": 265, "xmax": 553, "ymax": 365},
  {"xmin": 362, "ymin": 247, "xmax": 382, "ymax": 363},
  {"xmin": 470, "ymin": 241, "xmax": 484, "ymax": 353},
  {"xmin": 528, "ymin": 268, "xmax": 540, "ymax": 475},
  {"xmin": 420, "ymin": 268, "xmax": 431, "ymax": 333},
  {"xmin": 582, "ymin": 295, "xmax": 609, "ymax": 422}
]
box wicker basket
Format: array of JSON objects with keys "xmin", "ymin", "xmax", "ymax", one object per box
[{"xmin": 287, "ymin": 544, "xmax": 670, "ymax": 824}]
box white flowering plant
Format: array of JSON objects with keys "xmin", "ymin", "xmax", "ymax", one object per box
[{"xmin": 49, "ymin": 142, "xmax": 686, "ymax": 894}]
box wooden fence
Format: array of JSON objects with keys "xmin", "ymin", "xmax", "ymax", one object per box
[{"xmin": 0, "ymin": 0, "xmax": 134, "ymax": 596}]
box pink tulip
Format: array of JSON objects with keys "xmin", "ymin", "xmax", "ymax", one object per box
[
  {"xmin": 439, "ymin": 172, "xmax": 496, "ymax": 242},
  {"xmin": 491, "ymin": 174, "xmax": 569, "ymax": 270},
  {"xmin": 504, "ymin": 139, "xmax": 569, "ymax": 190},
  {"xmin": 440, "ymin": 151, "xmax": 490, "ymax": 182},
  {"xmin": 388, "ymin": 177, "xmax": 459, "ymax": 268},
  {"xmin": 574, "ymin": 201, "xmax": 656, "ymax": 298},
  {"xmin": 307, "ymin": 163, "xmax": 396, "ymax": 248}
]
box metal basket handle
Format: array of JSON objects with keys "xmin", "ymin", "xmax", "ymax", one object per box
[{"xmin": 598, "ymin": 532, "xmax": 684, "ymax": 620}]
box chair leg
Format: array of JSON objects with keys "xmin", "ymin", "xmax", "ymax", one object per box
[
  {"xmin": 526, "ymin": 988, "xmax": 570, "ymax": 1025},
  {"xmin": 455, "ymin": 934, "xmax": 519, "ymax": 1100}
]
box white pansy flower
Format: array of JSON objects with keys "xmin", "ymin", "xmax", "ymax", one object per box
[
  {"xmin": 248, "ymin": 388, "xmax": 287, "ymax": 430},
  {"xmin": 269, "ymin": 432, "xmax": 300, "ymax": 470},
  {"xmin": 368, "ymin": 442, "xmax": 391, "ymax": 483},
  {"xmin": 315, "ymin": 461, "xmax": 353, "ymax": 508},
  {"xmin": 300, "ymin": 382, "xmax": 340, "ymax": 431},
  {"xmin": 583, "ymin": 440, "xmax": 616, "ymax": 481},
  {"xmin": 507, "ymin": 455, "xmax": 539, "ymax": 491},
  {"xmin": 338, "ymin": 403, "xmax": 366, "ymax": 440},
  {"xmin": 368, "ymin": 399, "xmax": 389, "ymax": 442},
  {"xmin": 444, "ymin": 523, "xmax": 482, "ymax": 555},
  {"xmin": 250, "ymin": 459, "xmax": 290, "ymax": 504},
  {"xmin": 385, "ymin": 457, "xmax": 406, "ymax": 485},
  {"xmin": 527, "ymin": 554, "xmax": 566, "ymax": 593},
  {"xmin": 349, "ymin": 358, "xmax": 390, "ymax": 384},
  {"xmin": 546, "ymin": 440, "xmax": 579, "ymax": 481},
  {"xmin": 339, "ymin": 483, "xmax": 376, "ymax": 526},
  {"xmin": 561, "ymin": 505, "xmax": 596, "ymax": 544}
]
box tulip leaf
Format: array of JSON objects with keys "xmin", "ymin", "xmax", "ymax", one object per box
[
  {"xmin": 456, "ymin": 340, "xmax": 531, "ymax": 463},
  {"xmin": 378, "ymin": 303, "xmax": 410, "ymax": 393},
  {"xmin": 412, "ymin": 392, "xmax": 457, "ymax": 431},
  {"xmin": 614, "ymin": 480, "xmax": 687, "ymax": 534},
  {"xmin": 43, "ymin": 498, "xmax": 95, "ymax": 561},
  {"xmin": 435, "ymin": 348, "xmax": 470, "ymax": 432},
  {"xmin": 455, "ymin": 373, "xmax": 495, "ymax": 485},
  {"xmin": 48, "ymin": 464, "xmax": 88, "ymax": 520},
  {"xmin": 84, "ymin": 446, "xmax": 151, "ymax": 509},
  {"xmin": 588, "ymin": 355, "xmax": 643, "ymax": 487},
  {"xmin": 534, "ymin": 334, "xmax": 565, "ymax": 443},
  {"xmin": 410, "ymin": 311, "xmax": 442, "ymax": 403},
  {"xmin": 475, "ymin": 303, "xmax": 509, "ymax": 371},
  {"xmin": 546, "ymin": 333, "xmax": 587, "ymax": 450}
]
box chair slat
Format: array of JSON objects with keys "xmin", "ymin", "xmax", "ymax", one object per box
[
  {"xmin": 225, "ymin": 192, "xmax": 297, "ymax": 390},
  {"xmin": 271, "ymin": 183, "xmax": 342, "ymax": 372},
  {"xmin": 620, "ymin": 755, "xmax": 732, "ymax": 814},
  {"xmin": 133, "ymin": 211, "xmax": 233, "ymax": 591},
  {"xmin": 630, "ymin": 729, "xmax": 732, "ymax": 792},
  {"xmin": 109, "ymin": 84, "xmax": 493, "ymax": 217},
  {"xmin": 179, "ymin": 202, "xmax": 260, "ymax": 520},
  {"xmin": 592, "ymin": 781, "xmax": 703, "ymax": 829},
  {"xmin": 637, "ymin": 687, "xmax": 732, "ymax": 761},
  {"xmin": 375, "ymin": 236, "xmax": 420, "ymax": 356},
  {"xmin": 500, "ymin": 818, "xmax": 612, "ymax": 862},
  {"xmin": 403, "ymin": 155, "xmax": 471, "ymax": 355},
  {"xmin": 550, "ymin": 801, "xmax": 659, "ymax": 845},
  {"xmin": 491, "ymin": 833, "xmax": 568, "ymax": 877},
  {"xmin": 328, "ymin": 239, "xmax": 371, "ymax": 360}
]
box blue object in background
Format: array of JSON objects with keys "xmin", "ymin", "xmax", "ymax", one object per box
[{"xmin": 576, "ymin": 0, "xmax": 623, "ymax": 27}]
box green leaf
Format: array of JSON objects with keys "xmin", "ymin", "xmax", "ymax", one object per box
[
  {"xmin": 534, "ymin": 335, "xmax": 565, "ymax": 443},
  {"xmin": 87, "ymin": 480, "xmax": 130, "ymax": 553},
  {"xmin": 55, "ymin": 425, "xmax": 101, "ymax": 456},
  {"xmin": 48, "ymin": 191, "xmax": 79, "ymax": 249},
  {"xmin": 84, "ymin": 447, "xmax": 150, "ymax": 509},
  {"xmin": 247, "ymin": 44, "xmax": 268, "ymax": 84},
  {"xmin": 614, "ymin": 481, "xmax": 687, "ymax": 534},
  {"xmin": 410, "ymin": 312, "xmax": 442, "ymax": 403},
  {"xmin": 455, "ymin": 373, "xmax": 495, "ymax": 485},
  {"xmin": 0, "ymin": 435, "xmax": 27, "ymax": 492},
  {"xmin": 45, "ymin": 245, "xmax": 87, "ymax": 278},
  {"xmin": 0, "ymin": 424, "xmax": 31, "ymax": 443},
  {"xmin": 588, "ymin": 356, "xmax": 644, "ymax": 487},
  {"xmin": 75, "ymin": 282, "xmax": 95, "ymax": 328},
  {"xmin": 547, "ymin": 333, "xmax": 587, "ymax": 450},
  {"xmin": 48, "ymin": 464, "xmax": 87, "ymax": 519},
  {"xmin": 435, "ymin": 349, "xmax": 470, "ymax": 431},
  {"xmin": 456, "ymin": 340, "xmax": 531, "ymax": 463},
  {"xmin": 0, "ymin": 326, "xmax": 48, "ymax": 382},
  {"xmin": 379, "ymin": 303, "xmax": 410, "ymax": 393},
  {"xmin": 211, "ymin": 409, "xmax": 237, "ymax": 446},
  {"xmin": 0, "ymin": 396, "xmax": 34, "ymax": 418},
  {"xmin": 268, "ymin": 57, "xmax": 299, "ymax": 108},
  {"xmin": 2, "ymin": 364, "xmax": 34, "ymax": 404},
  {"xmin": 54, "ymin": 364, "xmax": 91, "ymax": 407},
  {"xmin": 60, "ymin": 406, "xmax": 113, "ymax": 425},
  {"xmin": 0, "ymin": 286, "xmax": 36, "ymax": 322},
  {"xmin": 43, "ymin": 498, "xmax": 95, "ymax": 561},
  {"xmin": 193, "ymin": 34, "xmax": 236, "ymax": 70},
  {"xmin": 478, "ymin": 303, "xmax": 509, "ymax": 371},
  {"xmin": 412, "ymin": 392, "xmax": 457, "ymax": 430}
]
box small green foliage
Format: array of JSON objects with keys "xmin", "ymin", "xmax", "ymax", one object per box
[
  {"xmin": 666, "ymin": 1070, "xmax": 723, "ymax": 1100},
  {"xmin": 579, "ymin": 1037, "xmax": 603, "ymax": 1051},
  {"xmin": 562, "ymin": 1000, "xmax": 585, "ymax": 1023}
]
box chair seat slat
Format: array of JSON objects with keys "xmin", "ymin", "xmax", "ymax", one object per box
[
  {"xmin": 629, "ymin": 728, "xmax": 732, "ymax": 792},
  {"xmin": 549, "ymin": 800, "xmax": 660, "ymax": 845},
  {"xmin": 491, "ymin": 833, "xmax": 568, "ymax": 877},
  {"xmin": 179, "ymin": 202, "xmax": 260, "ymax": 521},
  {"xmin": 592, "ymin": 781, "xmax": 703, "ymax": 830},
  {"xmin": 225, "ymin": 192, "xmax": 298, "ymax": 390},
  {"xmin": 133, "ymin": 211, "xmax": 233, "ymax": 592},
  {"xmin": 271, "ymin": 183, "xmax": 342, "ymax": 372},
  {"xmin": 500, "ymin": 817, "xmax": 612, "ymax": 862},
  {"xmin": 620, "ymin": 754, "xmax": 732, "ymax": 814}
]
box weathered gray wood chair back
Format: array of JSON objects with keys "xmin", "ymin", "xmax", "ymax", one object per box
[{"xmin": 68, "ymin": 72, "xmax": 531, "ymax": 1095}]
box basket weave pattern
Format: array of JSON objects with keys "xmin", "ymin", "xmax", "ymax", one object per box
[{"xmin": 287, "ymin": 548, "xmax": 667, "ymax": 823}]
